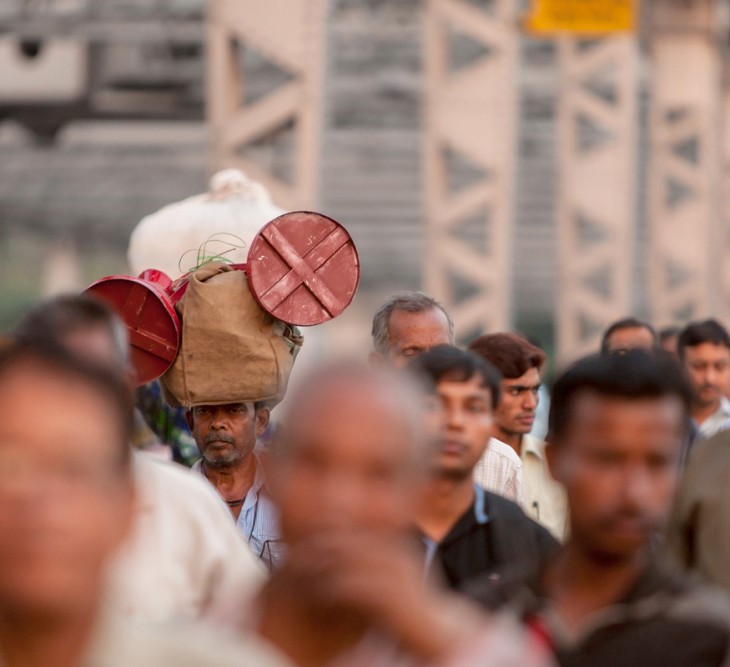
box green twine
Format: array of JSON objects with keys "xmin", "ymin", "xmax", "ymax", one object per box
[{"xmin": 177, "ymin": 233, "xmax": 248, "ymax": 274}]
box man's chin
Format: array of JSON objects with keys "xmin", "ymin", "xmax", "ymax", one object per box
[
  {"xmin": 429, "ymin": 461, "xmax": 472, "ymax": 482},
  {"xmin": 201, "ymin": 454, "xmax": 239, "ymax": 468}
]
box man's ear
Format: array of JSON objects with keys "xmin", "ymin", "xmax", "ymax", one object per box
[
  {"xmin": 255, "ymin": 406, "xmax": 271, "ymax": 437},
  {"xmin": 185, "ymin": 409, "xmax": 194, "ymax": 432}
]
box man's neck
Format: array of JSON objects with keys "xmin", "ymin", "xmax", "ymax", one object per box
[
  {"xmin": 692, "ymin": 398, "xmax": 721, "ymax": 426},
  {"xmin": 493, "ymin": 428, "xmax": 523, "ymax": 456},
  {"xmin": 201, "ymin": 453, "xmax": 258, "ymax": 518},
  {"xmin": 543, "ymin": 542, "xmax": 649, "ymax": 635},
  {"xmin": 415, "ymin": 474, "xmax": 476, "ymax": 543},
  {"xmin": 0, "ymin": 602, "xmax": 98, "ymax": 667}
]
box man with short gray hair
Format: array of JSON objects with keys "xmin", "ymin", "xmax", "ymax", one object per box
[{"xmin": 370, "ymin": 291, "xmax": 454, "ymax": 368}]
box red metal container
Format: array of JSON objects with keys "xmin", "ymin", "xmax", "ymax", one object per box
[
  {"xmin": 247, "ymin": 211, "xmax": 360, "ymax": 326},
  {"xmin": 85, "ymin": 271, "xmax": 181, "ymax": 386}
]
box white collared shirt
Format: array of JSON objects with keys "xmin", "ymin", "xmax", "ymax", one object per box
[
  {"xmin": 697, "ymin": 396, "xmax": 730, "ymax": 438},
  {"xmin": 473, "ymin": 438, "xmax": 524, "ymax": 505},
  {"xmin": 521, "ymin": 434, "xmax": 568, "ymax": 540}
]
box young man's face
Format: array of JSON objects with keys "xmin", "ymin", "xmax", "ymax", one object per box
[
  {"xmin": 425, "ymin": 375, "xmax": 493, "ymax": 480},
  {"xmin": 548, "ymin": 392, "xmax": 684, "ymax": 563},
  {"xmin": 186, "ymin": 403, "xmax": 269, "ymax": 468},
  {"xmin": 494, "ymin": 367, "xmax": 541, "ymax": 440},
  {"xmin": 379, "ymin": 308, "xmax": 452, "ymax": 369},
  {"xmin": 682, "ymin": 343, "xmax": 730, "ymax": 409}
]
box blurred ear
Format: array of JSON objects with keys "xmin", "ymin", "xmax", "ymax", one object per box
[
  {"xmin": 255, "ymin": 407, "xmax": 270, "ymax": 437},
  {"xmin": 185, "ymin": 410, "xmax": 194, "ymax": 432}
]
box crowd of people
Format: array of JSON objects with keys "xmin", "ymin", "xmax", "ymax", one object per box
[{"xmin": 2, "ymin": 289, "xmax": 730, "ymax": 666}]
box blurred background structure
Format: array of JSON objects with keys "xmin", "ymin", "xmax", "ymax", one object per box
[{"xmin": 1, "ymin": 0, "xmax": 729, "ymax": 364}]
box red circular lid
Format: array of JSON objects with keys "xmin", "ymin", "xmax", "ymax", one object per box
[
  {"xmin": 247, "ymin": 211, "xmax": 360, "ymax": 326},
  {"xmin": 85, "ymin": 275, "xmax": 180, "ymax": 386}
]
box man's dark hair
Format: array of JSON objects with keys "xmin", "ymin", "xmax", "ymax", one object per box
[
  {"xmin": 408, "ymin": 345, "xmax": 502, "ymax": 408},
  {"xmin": 15, "ymin": 294, "xmax": 128, "ymax": 367},
  {"xmin": 659, "ymin": 326, "xmax": 682, "ymax": 344},
  {"xmin": 678, "ymin": 319, "xmax": 730, "ymax": 360},
  {"xmin": 468, "ymin": 332, "xmax": 546, "ymax": 380},
  {"xmin": 600, "ymin": 317, "xmax": 658, "ymax": 355},
  {"xmin": 548, "ymin": 350, "xmax": 692, "ymax": 441},
  {"xmin": 0, "ymin": 340, "xmax": 133, "ymax": 466}
]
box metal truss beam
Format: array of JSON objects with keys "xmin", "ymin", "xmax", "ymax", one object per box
[
  {"xmin": 423, "ymin": 0, "xmax": 518, "ymax": 342},
  {"xmin": 555, "ymin": 36, "xmax": 638, "ymax": 362},
  {"xmin": 207, "ymin": 0, "xmax": 326, "ymax": 210}
]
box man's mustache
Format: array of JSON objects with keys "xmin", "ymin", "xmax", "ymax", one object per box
[{"xmin": 204, "ymin": 432, "xmax": 235, "ymax": 445}]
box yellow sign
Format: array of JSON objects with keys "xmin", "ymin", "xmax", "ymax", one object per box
[{"xmin": 526, "ymin": 0, "xmax": 635, "ymax": 35}]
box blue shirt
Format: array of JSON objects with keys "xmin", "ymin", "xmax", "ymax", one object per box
[{"xmin": 192, "ymin": 457, "xmax": 285, "ymax": 570}]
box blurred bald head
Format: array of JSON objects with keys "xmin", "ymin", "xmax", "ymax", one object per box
[{"xmin": 270, "ymin": 362, "xmax": 428, "ymax": 545}]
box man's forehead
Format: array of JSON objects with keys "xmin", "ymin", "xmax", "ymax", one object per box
[
  {"xmin": 194, "ymin": 402, "xmax": 250, "ymax": 409},
  {"xmin": 436, "ymin": 375, "xmax": 490, "ymax": 399},
  {"xmin": 565, "ymin": 391, "xmax": 684, "ymax": 429},
  {"xmin": 388, "ymin": 307, "xmax": 449, "ymax": 335},
  {"xmin": 502, "ymin": 367, "xmax": 541, "ymax": 386},
  {"xmin": 684, "ymin": 343, "xmax": 730, "ymax": 361}
]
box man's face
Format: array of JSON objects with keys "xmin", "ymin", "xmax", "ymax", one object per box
[
  {"xmin": 271, "ymin": 383, "xmax": 420, "ymax": 545},
  {"xmin": 0, "ymin": 364, "xmax": 132, "ymax": 616},
  {"xmin": 425, "ymin": 375, "xmax": 493, "ymax": 480},
  {"xmin": 605, "ymin": 326, "xmax": 655, "ymax": 354},
  {"xmin": 682, "ymin": 343, "xmax": 730, "ymax": 408},
  {"xmin": 494, "ymin": 367, "xmax": 541, "ymax": 439},
  {"xmin": 187, "ymin": 403, "xmax": 268, "ymax": 468},
  {"xmin": 380, "ymin": 308, "xmax": 452, "ymax": 369},
  {"xmin": 548, "ymin": 393, "xmax": 683, "ymax": 563}
]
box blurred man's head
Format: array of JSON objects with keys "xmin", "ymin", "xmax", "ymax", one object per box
[
  {"xmin": 409, "ymin": 346, "xmax": 501, "ymax": 481},
  {"xmin": 269, "ymin": 363, "xmax": 427, "ymax": 545},
  {"xmin": 0, "ymin": 342, "xmax": 134, "ymax": 618},
  {"xmin": 370, "ymin": 292, "xmax": 454, "ymax": 369},
  {"xmin": 600, "ymin": 318, "xmax": 657, "ymax": 356},
  {"xmin": 468, "ymin": 333, "xmax": 546, "ymax": 448},
  {"xmin": 678, "ymin": 319, "xmax": 730, "ymax": 410},
  {"xmin": 547, "ymin": 351, "xmax": 690, "ymax": 564},
  {"xmin": 659, "ymin": 326, "xmax": 681, "ymax": 358},
  {"xmin": 186, "ymin": 402, "xmax": 269, "ymax": 469},
  {"xmin": 15, "ymin": 294, "xmax": 129, "ymax": 375}
]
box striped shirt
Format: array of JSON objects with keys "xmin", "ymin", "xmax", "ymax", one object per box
[
  {"xmin": 192, "ymin": 457, "xmax": 285, "ymax": 571},
  {"xmin": 473, "ymin": 438, "xmax": 524, "ymax": 505}
]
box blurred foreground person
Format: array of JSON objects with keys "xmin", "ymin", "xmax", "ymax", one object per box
[
  {"xmin": 667, "ymin": 427, "xmax": 730, "ymax": 595},
  {"xmin": 679, "ymin": 319, "xmax": 730, "ymax": 437},
  {"xmin": 409, "ymin": 347, "xmax": 557, "ymax": 592},
  {"xmin": 370, "ymin": 291, "xmax": 454, "ymax": 368},
  {"xmin": 600, "ymin": 317, "xmax": 657, "ymax": 355},
  {"xmin": 473, "ymin": 352, "xmax": 730, "ymax": 667},
  {"xmin": 0, "ymin": 342, "xmax": 284, "ymax": 667},
  {"xmin": 469, "ymin": 333, "xmax": 567, "ymax": 539},
  {"xmin": 255, "ymin": 362, "xmax": 550, "ymax": 667},
  {"xmin": 15, "ymin": 295, "xmax": 264, "ymax": 622}
]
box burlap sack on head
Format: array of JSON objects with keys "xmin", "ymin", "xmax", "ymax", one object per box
[{"xmin": 161, "ymin": 262, "xmax": 303, "ymax": 408}]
